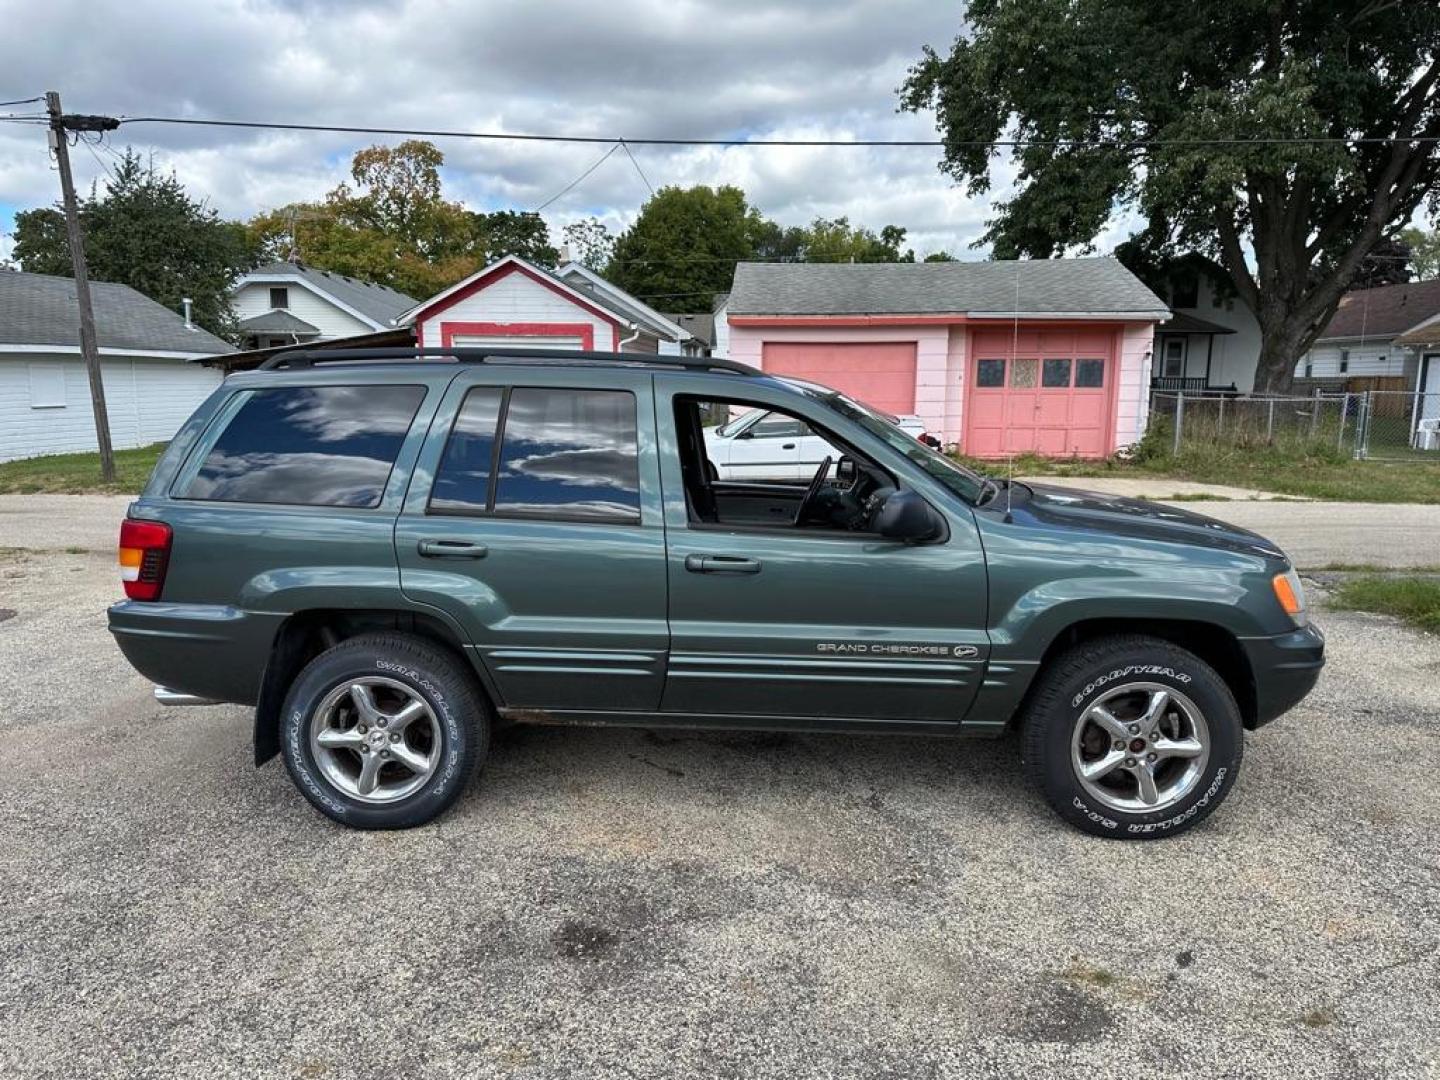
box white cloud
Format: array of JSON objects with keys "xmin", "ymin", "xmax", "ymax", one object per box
[{"xmin": 0, "ymin": 0, "xmax": 1074, "ymax": 262}]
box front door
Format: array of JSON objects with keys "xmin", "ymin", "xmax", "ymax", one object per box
[
  {"xmin": 395, "ymin": 368, "xmax": 668, "ymax": 711},
  {"xmin": 655, "ymin": 374, "xmax": 989, "ymax": 726}
]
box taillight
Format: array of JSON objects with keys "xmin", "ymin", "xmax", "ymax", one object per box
[{"xmin": 118, "ymin": 519, "xmax": 172, "ymax": 601}]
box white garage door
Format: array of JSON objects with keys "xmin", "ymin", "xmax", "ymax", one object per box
[{"xmin": 449, "ymin": 335, "xmax": 586, "ymax": 350}]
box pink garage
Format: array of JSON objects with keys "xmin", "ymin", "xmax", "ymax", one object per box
[{"xmin": 724, "ymin": 259, "xmax": 1170, "ymax": 458}]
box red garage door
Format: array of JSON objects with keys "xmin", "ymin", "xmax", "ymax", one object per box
[
  {"xmin": 761, "ymin": 342, "xmax": 917, "ymax": 414},
  {"xmin": 964, "ymin": 328, "xmax": 1118, "ymax": 458}
]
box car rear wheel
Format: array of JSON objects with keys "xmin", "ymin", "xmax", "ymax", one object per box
[
  {"xmin": 1021, "ymin": 634, "xmax": 1242, "ymax": 839},
  {"xmin": 279, "ymin": 633, "xmax": 488, "ymax": 829}
]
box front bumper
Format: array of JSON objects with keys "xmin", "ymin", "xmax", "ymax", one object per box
[{"xmin": 1240, "ymin": 622, "xmax": 1326, "ymax": 728}]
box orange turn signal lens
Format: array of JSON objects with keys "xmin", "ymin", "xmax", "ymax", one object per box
[{"xmin": 1272, "ymin": 571, "xmax": 1305, "ymax": 622}]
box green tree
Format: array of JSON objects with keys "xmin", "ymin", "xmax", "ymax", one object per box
[
  {"xmin": 1401, "ymin": 224, "xmax": 1440, "ymax": 280},
  {"xmin": 901, "ymin": 1, "xmax": 1440, "ymax": 392},
  {"xmin": 923, "ymin": 250, "xmax": 958, "ymax": 262},
  {"xmin": 795, "ymin": 218, "xmax": 915, "ymax": 263},
  {"xmin": 14, "ymin": 150, "xmax": 247, "ymax": 336},
  {"xmin": 607, "ymin": 185, "xmax": 770, "ymax": 310},
  {"xmin": 247, "ymin": 140, "xmax": 556, "ymax": 299}
]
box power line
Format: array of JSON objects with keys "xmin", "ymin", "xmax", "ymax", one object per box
[
  {"xmin": 534, "ymin": 142, "xmax": 619, "ymax": 211},
  {"xmin": 0, "ymin": 95, "xmax": 43, "ymax": 108},
  {"xmin": 112, "ymin": 114, "xmax": 1440, "ymax": 148},
  {"xmin": 619, "ymin": 141, "xmax": 654, "ymax": 196}
]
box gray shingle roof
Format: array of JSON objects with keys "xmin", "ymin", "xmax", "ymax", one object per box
[
  {"xmin": 728, "ymin": 258, "xmax": 1169, "ymax": 318},
  {"xmin": 665, "ymin": 312, "xmax": 715, "ymax": 346},
  {"xmin": 245, "ymin": 260, "xmax": 417, "ymax": 325},
  {"xmin": 0, "ymin": 270, "xmax": 235, "ymax": 354},
  {"xmin": 236, "ymin": 309, "xmax": 321, "ymax": 335}
]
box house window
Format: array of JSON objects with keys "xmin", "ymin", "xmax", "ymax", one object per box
[
  {"xmin": 1075, "ymin": 359, "xmax": 1106, "ymax": 388},
  {"xmin": 27, "ymin": 362, "xmax": 66, "ymax": 408},
  {"xmin": 1339, "ymin": 350, "xmax": 1349, "ymax": 374},
  {"xmin": 976, "ymin": 359, "xmax": 1006, "ymax": 387},
  {"xmin": 1162, "ymin": 338, "xmax": 1187, "ymax": 378},
  {"xmin": 1305, "ymin": 362, "xmax": 1313, "ymax": 378},
  {"xmin": 269, "ymin": 286, "xmax": 289, "ymax": 309},
  {"xmin": 1171, "ymin": 271, "xmax": 1199, "ymax": 310},
  {"xmin": 1041, "ymin": 358, "xmax": 1072, "ymax": 387},
  {"xmin": 1010, "ymin": 358, "xmax": 1039, "ymax": 388}
]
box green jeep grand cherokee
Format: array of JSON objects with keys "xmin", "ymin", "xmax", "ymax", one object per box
[{"xmin": 108, "ymin": 348, "xmax": 1323, "ymax": 838}]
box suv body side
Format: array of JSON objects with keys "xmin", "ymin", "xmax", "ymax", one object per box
[{"xmin": 110, "ymin": 363, "xmax": 1319, "ymax": 746}]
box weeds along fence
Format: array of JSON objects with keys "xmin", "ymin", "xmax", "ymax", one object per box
[{"xmin": 1148, "ymin": 390, "xmax": 1440, "ymax": 461}]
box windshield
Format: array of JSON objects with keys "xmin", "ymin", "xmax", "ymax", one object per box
[{"xmin": 824, "ymin": 394, "xmax": 988, "ymax": 504}]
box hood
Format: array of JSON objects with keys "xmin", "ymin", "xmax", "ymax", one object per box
[{"xmin": 1006, "ymin": 482, "xmax": 1285, "ymax": 560}]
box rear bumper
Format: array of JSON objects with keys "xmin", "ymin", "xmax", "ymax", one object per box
[
  {"xmin": 1240, "ymin": 622, "xmax": 1325, "ymax": 728},
  {"xmin": 108, "ymin": 600, "xmax": 282, "ymax": 706}
]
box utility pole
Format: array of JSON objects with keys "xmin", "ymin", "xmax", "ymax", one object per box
[{"xmin": 46, "ymin": 90, "xmax": 118, "ymax": 483}]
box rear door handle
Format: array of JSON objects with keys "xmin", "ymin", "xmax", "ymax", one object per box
[
  {"xmin": 418, "ymin": 539, "xmax": 488, "ymax": 559},
  {"xmin": 684, "ymin": 554, "xmax": 762, "ymax": 574}
]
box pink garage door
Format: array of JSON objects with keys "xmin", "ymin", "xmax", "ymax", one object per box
[
  {"xmin": 761, "ymin": 342, "xmax": 918, "ymax": 414},
  {"xmin": 964, "ymin": 328, "xmax": 1117, "ymax": 458}
]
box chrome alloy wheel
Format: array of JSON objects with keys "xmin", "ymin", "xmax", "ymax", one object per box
[
  {"xmin": 1069, "ymin": 682, "xmax": 1210, "ymax": 814},
  {"xmin": 307, "ymin": 677, "xmax": 441, "ymax": 804}
]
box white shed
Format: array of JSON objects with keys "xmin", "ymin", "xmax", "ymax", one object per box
[{"xmin": 0, "ymin": 270, "xmax": 233, "ymax": 462}]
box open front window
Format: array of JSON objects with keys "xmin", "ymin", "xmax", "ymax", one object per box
[{"xmin": 679, "ymin": 396, "xmax": 898, "ymax": 534}]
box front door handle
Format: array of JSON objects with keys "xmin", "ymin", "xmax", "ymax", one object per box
[
  {"xmin": 418, "ymin": 539, "xmax": 488, "ymax": 559},
  {"xmin": 684, "ymin": 554, "xmax": 762, "ymax": 574},
  {"xmin": 782, "ymin": 442, "xmax": 796, "ymax": 449}
]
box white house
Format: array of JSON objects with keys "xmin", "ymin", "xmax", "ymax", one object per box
[
  {"xmin": 398, "ymin": 254, "xmax": 693, "ymax": 354},
  {"xmin": 1295, "ymin": 279, "xmax": 1440, "ymax": 390},
  {"xmin": 1149, "ymin": 271, "xmax": 1262, "ymax": 392},
  {"xmin": 231, "ymin": 260, "xmax": 417, "ymax": 350},
  {"xmin": 0, "ymin": 270, "xmax": 233, "ymax": 462}
]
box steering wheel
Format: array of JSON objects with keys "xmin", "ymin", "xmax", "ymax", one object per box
[{"xmin": 793, "ymin": 455, "xmax": 833, "ymax": 525}]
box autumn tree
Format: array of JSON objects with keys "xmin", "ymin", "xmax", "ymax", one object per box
[
  {"xmin": 902, "ymin": 1, "xmax": 1440, "ymax": 391},
  {"xmin": 248, "ymin": 140, "xmax": 556, "ymax": 298}
]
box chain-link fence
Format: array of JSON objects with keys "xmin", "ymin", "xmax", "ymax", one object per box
[
  {"xmin": 1149, "ymin": 390, "xmax": 1440, "ymax": 461},
  {"xmin": 1151, "ymin": 392, "xmax": 1359, "ymax": 455},
  {"xmin": 1354, "ymin": 391, "xmax": 1440, "ymax": 461}
]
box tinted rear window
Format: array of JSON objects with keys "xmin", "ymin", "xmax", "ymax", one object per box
[
  {"xmin": 493, "ymin": 388, "xmax": 640, "ymax": 522},
  {"xmin": 184, "ymin": 385, "xmax": 424, "ymax": 507},
  {"xmin": 429, "ymin": 387, "xmax": 504, "ymax": 514}
]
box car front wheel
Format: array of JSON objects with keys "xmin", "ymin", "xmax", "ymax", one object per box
[
  {"xmin": 1021, "ymin": 634, "xmax": 1243, "ymax": 839},
  {"xmin": 279, "ymin": 633, "xmax": 488, "ymax": 829}
]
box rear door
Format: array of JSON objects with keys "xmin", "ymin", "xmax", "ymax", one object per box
[{"xmin": 395, "ymin": 367, "xmax": 668, "ymax": 712}]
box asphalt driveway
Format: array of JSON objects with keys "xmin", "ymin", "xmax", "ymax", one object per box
[{"xmin": 1, "ymin": 495, "xmax": 1438, "ymax": 1078}]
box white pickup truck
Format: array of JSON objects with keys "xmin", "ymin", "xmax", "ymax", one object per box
[{"xmin": 703, "ymin": 408, "xmax": 933, "ymax": 480}]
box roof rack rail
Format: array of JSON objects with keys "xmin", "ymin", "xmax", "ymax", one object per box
[{"xmin": 256, "ymin": 345, "xmax": 759, "ymax": 377}]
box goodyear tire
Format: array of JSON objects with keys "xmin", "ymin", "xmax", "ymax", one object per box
[
  {"xmin": 1021, "ymin": 635, "xmax": 1242, "ymax": 839},
  {"xmin": 279, "ymin": 633, "xmax": 488, "ymax": 829}
]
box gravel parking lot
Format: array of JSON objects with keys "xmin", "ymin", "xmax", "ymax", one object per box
[{"xmin": 1, "ymin": 498, "xmax": 1438, "ymax": 1079}]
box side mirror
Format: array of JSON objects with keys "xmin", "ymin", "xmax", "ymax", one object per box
[
  {"xmin": 876, "ymin": 490, "xmax": 945, "ymax": 544},
  {"xmin": 835, "ymin": 456, "xmax": 857, "ymax": 484},
  {"xmin": 736, "ymin": 430, "xmax": 754, "ymax": 440}
]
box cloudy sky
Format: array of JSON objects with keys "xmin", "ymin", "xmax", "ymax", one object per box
[{"xmin": 0, "ymin": 0, "xmax": 1135, "ymax": 266}]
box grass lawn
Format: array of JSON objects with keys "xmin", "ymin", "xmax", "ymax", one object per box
[
  {"xmin": 1327, "ymin": 575, "xmax": 1440, "ymax": 633},
  {"xmin": 0, "ymin": 444, "xmax": 166, "ymax": 495},
  {"xmin": 956, "ymin": 443, "xmax": 1440, "ymax": 503}
]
